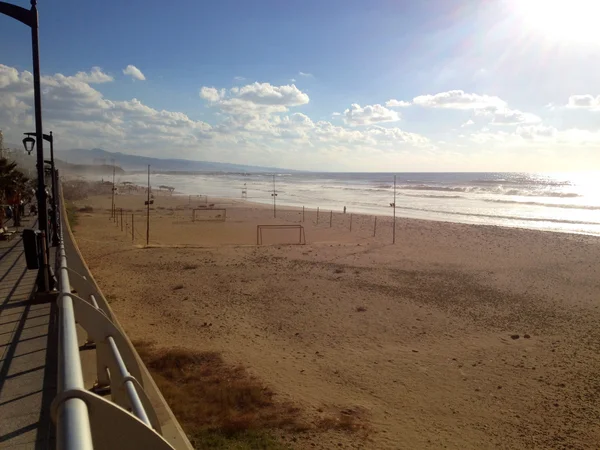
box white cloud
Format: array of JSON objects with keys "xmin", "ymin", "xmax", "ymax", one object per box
[
  {"xmin": 122, "ymin": 65, "xmax": 146, "ymax": 81},
  {"xmin": 516, "ymin": 124, "xmax": 557, "ymax": 140},
  {"xmin": 289, "ymin": 78, "xmax": 296, "ymax": 83},
  {"xmin": 343, "ymin": 103, "xmax": 400, "ymax": 126},
  {"xmin": 413, "ymin": 90, "xmax": 506, "ymax": 110},
  {"xmin": 480, "ymin": 107, "xmax": 541, "ymax": 126},
  {"xmin": 566, "ymin": 94, "xmax": 600, "ymax": 110},
  {"xmin": 299, "ymin": 71, "xmax": 313, "ymax": 78},
  {"xmin": 461, "ymin": 119, "xmax": 474, "ymax": 127},
  {"xmin": 199, "ymin": 87, "xmax": 225, "ymax": 102},
  {"xmin": 385, "ymin": 99, "xmax": 411, "ymax": 108},
  {"xmin": 200, "ymin": 82, "xmax": 310, "ymax": 124},
  {"xmin": 233, "ymin": 76, "xmax": 245, "ymax": 82},
  {"xmin": 231, "ymin": 82, "xmax": 309, "ymax": 106},
  {"xmin": 73, "ymin": 67, "xmax": 113, "ymax": 84},
  {"xmin": 0, "ymin": 64, "xmax": 431, "ymax": 170}
]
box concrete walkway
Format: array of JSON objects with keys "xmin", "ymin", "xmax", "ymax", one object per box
[{"xmin": 0, "ymin": 222, "xmax": 56, "ymax": 449}]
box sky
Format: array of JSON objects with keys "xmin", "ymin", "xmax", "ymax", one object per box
[{"xmin": 1, "ymin": 0, "xmax": 600, "ymax": 172}]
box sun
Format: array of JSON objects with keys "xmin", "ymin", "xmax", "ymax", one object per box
[{"xmin": 512, "ymin": 0, "xmax": 600, "ymax": 43}]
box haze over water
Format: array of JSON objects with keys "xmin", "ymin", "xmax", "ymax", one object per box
[{"xmin": 119, "ymin": 172, "xmax": 600, "ymax": 236}]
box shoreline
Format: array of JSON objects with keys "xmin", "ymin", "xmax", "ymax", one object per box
[
  {"xmin": 166, "ymin": 192, "xmax": 600, "ymax": 241},
  {"xmin": 73, "ymin": 172, "xmax": 600, "ymax": 237}
]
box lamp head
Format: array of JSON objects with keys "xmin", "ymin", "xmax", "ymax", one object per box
[{"xmin": 22, "ymin": 136, "xmax": 35, "ymax": 155}]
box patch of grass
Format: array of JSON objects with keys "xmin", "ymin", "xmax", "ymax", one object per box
[
  {"xmin": 78, "ymin": 205, "xmax": 94, "ymax": 213},
  {"xmin": 133, "ymin": 341, "xmax": 305, "ymax": 448},
  {"xmin": 334, "ymin": 268, "xmax": 344, "ymax": 274},
  {"xmin": 355, "ymin": 306, "xmax": 367, "ymax": 312},
  {"xmin": 133, "ymin": 341, "xmax": 370, "ymax": 449},
  {"xmin": 191, "ymin": 429, "xmax": 290, "ymax": 449}
]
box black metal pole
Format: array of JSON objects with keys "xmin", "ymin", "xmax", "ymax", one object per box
[
  {"xmin": 31, "ymin": 2, "xmax": 49, "ymax": 291},
  {"xmin": 49, "ymin": 131, "xmax": 58, "ymax": 246}
]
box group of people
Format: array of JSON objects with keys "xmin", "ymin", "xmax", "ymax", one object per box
[{"xmin": 1, "ymin": 202, "xmax": 36, "ymax": 228}]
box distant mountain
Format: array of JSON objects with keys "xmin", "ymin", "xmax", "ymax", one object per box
[{"xmin": 56, "ymin": 148, "xmax": 292, "ymax": 173}]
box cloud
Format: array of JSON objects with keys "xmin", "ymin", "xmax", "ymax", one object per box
[
  {"xmin": 481, "ymin": 107, "xmax": 541, "ymax": 126},
  {"xmin": 73, "ymin": 67, "xmax": 113, "ymax": 84},
  {"xmin": 231, "ymin": 82, "xmax": 309, "ymax": 106},
  {"xmin": 122, "ymin": 65, "xmax": 146, "ymax": 81},
  {"xmin": 0, "ymin": 64, "xmax": 431, "ymax": 170},
  {"xmin": 566, "ymin": 94, "xmax": 600, "ymax": 110},
  {"xmin": 343, "ymin": 103, "xmax": 400, "ymax": 126},
  {"xmin": 200, "ymin": 82, "xmax": 310, "ymax": 123},
  {"xmin": 385, "ymin": 99, "xmax": 411, "ymax": 108},
  {"xmin": 289, "ymin": 78, "xmax": 296, "ymax": 83},
  {"xmin": 413, "ymin": 90, "xmax": 506, "ymax": 110},
  {"xmin": 299, "ymin": 71, "xmax": 313, "ymax": 78},
  {"xmin": 233, "ymin": 76, "xmax": 245, "ymax": 82},
  {"xmin": 199, "ymin": 87, "xmax": 225, "ymax": 102},
  {"xmin": 461, "ymin": 119, "xmax": 474, "ymax": 127},
  {"xmin": 516, "ymin": 124, "xmax": 557, "ymax": 140}
]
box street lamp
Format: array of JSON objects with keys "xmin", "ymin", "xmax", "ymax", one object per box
[
  {"xmin": 24, "ymin": 131, "xmax": 59, "ymax": 246},
  {"xmin": 1, "ymin": 0, "xmax": 49, "ymax": 290}
]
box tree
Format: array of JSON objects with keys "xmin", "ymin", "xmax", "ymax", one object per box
[{"xmin": 0, "ymin": 157, "xmax": 30, "ymax": 227}]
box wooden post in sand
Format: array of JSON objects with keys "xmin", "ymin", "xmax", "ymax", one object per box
[
  {"xmin": 373, "ymin": 216, "xmax": 377, "ymax": 237},
  {"xmin": 350, "ymin": 213, "xmax": 353, "ymax": 232},
  {"xmin": 111, "ymin": 164, "xmax": 115, "ymax": 220},
  {"xmin": 330, "ymin": 210, "xmax": 332, "ymax": 228},
  {"xmin": 302, "ymin": 206, "xmax": 305, "ymax": 223},
  {"xmin": 120, "ymin": 208, "xmax": 123, "ymax": 232},
  {"xmin": 132, "ymin": 214, "xmax": 134, "ymax": 242},
  {"xmin": 317, "ymin": 207, "xmax": 319, "ymax": 225},
  {"xmin": 146, "ymin": 165, "xmax": 150, "ymax": 246},
  {"xmin": 393, "ymin": 175, "xmax": 397, "ymax": 245}
]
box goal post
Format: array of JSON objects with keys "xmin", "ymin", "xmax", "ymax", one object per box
[{"xmin": 256, "ymin": 224, "xmax": 305, "ymax": 245}]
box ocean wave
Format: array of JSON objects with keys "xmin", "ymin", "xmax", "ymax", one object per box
[
  {"xmin": 400, "ymin": 184, "xmax": 582, "ymax": 198},
  {"xmin": 471, "ymin": 178, "xmax": 572, "ymax": 187},
  {"xmin": 400, "ymin": 193, "xmax": 464, "ymax": 199},
  {"xmin": 399, "ymin": 185, "xmax": 469, "ymax": 192},
  {"xmin": 395, "ymin": 205, "xmax": 600, "ymax": 226},
  {"xmin": 483, "ymin": 199, "xmax": 600, "ymax": 210}
]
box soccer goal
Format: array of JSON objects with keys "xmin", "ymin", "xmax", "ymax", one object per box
[{"xmin": 256, "ymin": 224, "xmax": 306, "ymax": 245}]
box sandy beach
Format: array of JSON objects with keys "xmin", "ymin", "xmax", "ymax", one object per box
[{"xmin": 70, "ymin": 190, "xmax": 600, "ymax": 449}]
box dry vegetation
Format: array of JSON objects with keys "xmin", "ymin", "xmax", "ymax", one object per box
[{"xmin": 134, "ymin": 341, "xmax": 369, "ymax": 449}]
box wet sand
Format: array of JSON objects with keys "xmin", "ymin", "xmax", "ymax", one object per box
[{"xmin": 72, "ymin": 192, "xmax": 600, "ymax": 449}]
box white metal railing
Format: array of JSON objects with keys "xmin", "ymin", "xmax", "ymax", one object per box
[
  {"xmin": 52, "ymin": 182, "xmax": 179, "ymax": 450},
  {"xmin": 55, "ymin": 214, "xmax": 94, "ymax": 450}
]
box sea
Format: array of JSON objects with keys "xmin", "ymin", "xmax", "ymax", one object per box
[{"xmin": 117, "ymin": 172, "xmax": 600, "ymax": 236}]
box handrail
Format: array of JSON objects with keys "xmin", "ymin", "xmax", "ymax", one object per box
[
  {"xmin": 56, "ymin": 206, "xmax": 94, "ymax": 450},
  {"xmin": 106, "ymin": 336, "xmax": 152, "ymax": 427}
]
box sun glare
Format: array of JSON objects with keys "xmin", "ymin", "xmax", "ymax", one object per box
[{"xmin": 513, "ymin": 0, "xmax": 600, "ymax": 43}]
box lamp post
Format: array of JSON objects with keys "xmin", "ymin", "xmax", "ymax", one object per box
[
  {"xmin": 1, "ymin": 0, "xmax": 49, "ymax": 290},
  {"xmin": 24, "ymin": 131, "xmax": 58, "ymax": 246}
]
